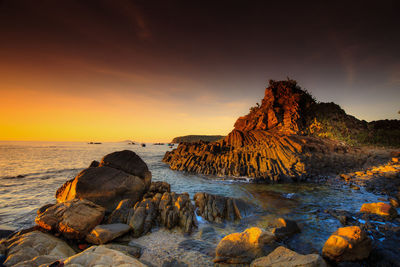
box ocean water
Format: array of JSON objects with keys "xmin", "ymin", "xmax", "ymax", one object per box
[{"xmin": 0, "ymin": 141, "xmax": 383, "ymax": 252}]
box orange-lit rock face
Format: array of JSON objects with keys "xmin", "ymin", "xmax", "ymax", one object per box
[
  {"xmin": 322, "ymin": 226, "xmax": 372, "ymax": 262},
  {"xmin": 360, "ymin": 202, "xmax": 398, "ymax": 218},
  {"xmin": 214, "ymin": 227, "xmax": 277, "ymax": 264}
]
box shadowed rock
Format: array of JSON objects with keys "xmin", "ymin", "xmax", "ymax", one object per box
[{"xmin": 86, "ymin": 223, "xmax": 131, "ymax": 245}]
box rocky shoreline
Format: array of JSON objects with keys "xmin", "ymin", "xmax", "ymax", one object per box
[
  {"xmin": 0, "ymin": 149, "xmax": 399, "ymax": 266},
  {"xmin": 163, "ymin": 80, "xmax": 399, "ymax": 182}
]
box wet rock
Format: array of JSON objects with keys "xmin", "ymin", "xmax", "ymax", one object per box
[
  {"xmin": 267, "ymin": 217, "xmax": 301, "ymax": 240},
  {"xmin": 322, "ymin": 226, "xmax": 372, "ymax": 262},
  {"xmin": 3, "ymin": 231, "xmax": 75, "ymax": 267},
  {"xmin": 103, "ymin": 243, "xmax": 142, "ymax": 258},
  {"xmin": 194, "ymin": 192, "xmax": 249, "ymax": 223},
  {"xmin": 59, "ymin": 245, "xmax": 147, "ymax": 266},
  {"xmin": 199, "ymin": 226, "xmax": 218, "ymax": 242},
  {"xmin": 106, "ymin": 199, "xmax": 136, "ymax": 224},
  {"xmin": 159, "ymin": 192, "xmax": 197, "ymax": 234},
  {"xmin": 214, "ymin": 227, "xmax": 278, "ymax": 265},
  {"xmin": 37, "ymin": 203, "xmax": 55, "ymax": 214},
  {"xmin": 389, "ymin": 197, "xmax": 399, "ymax": 208},
  {"xmin": 178, "ymin": 239, "xmax": 215, "ymax": 257},
  {"xmin": 35, "ymin": 199, "xmax": 105, "ymax": 239},
  {"xmin": 86, "ymin": 223, "xmax": 131, "ymax": 244},
  {"xmin": 250, "ymin": 246, "xmax": 326, "ymax": 267},
  {"xmin": 0, "ymin": 229, "xmax": 14, "ymax": 239},
  {"xmin": 360, "ymin": 202, "xmax": 398, "ymax": 218}
]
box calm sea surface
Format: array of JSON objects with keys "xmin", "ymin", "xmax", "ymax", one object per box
[{"xmin": 0, "ymin": 141, "xmax": 383, "ymax": 252}]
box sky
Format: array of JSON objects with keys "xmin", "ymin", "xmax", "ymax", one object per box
[{"xmin": 0, "ymin": 0, "xmax": 399, "ymax": 142}]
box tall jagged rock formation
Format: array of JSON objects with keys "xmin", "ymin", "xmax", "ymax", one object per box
[{"xmin": 163, "ymin": 80, "xmax": 395, "ymax": 182}]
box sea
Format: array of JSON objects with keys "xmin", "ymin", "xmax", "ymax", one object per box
[{"xmin": 0, "ymin": 141, "xmax": 383, "ymax": 254}]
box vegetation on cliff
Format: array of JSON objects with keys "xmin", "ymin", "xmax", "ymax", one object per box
[
  {"xmin": 163, "ymin": 79, "xmax": 400, "ymax": 181},
  {"xmin": 171, "ymin": 135, "xmax": 225, "ymax": 143}
]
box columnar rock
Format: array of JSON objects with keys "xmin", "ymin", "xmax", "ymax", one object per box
[
  {"xmin": 322, "ymin": 226, "xmax": 372, "ymax": 262},
  {"xmin": 163, "ymin": 80, "xmax": 382, "ymax": 181},
  {"xmin": 158, "ymin": 192, "xmax": 197, "ymax": 233},
  {"xmin": 56, "ymin": 150, "xmax": 151, "ymax": 212},
  {"xmin": 143, "ymin": 181, "xmax": 171, "ymax": 198},
  {"xmin": 106, "ymin": 199, "xmax": 136, "ymax": 224},
  {"xmin": 35, "ymin": 199, "xmax": 105, "ymax": 239},
  {"xmin": 3, "ymin": 231, "xmax": 75, "ymax": 267},
  {"xmin": 214, "ymin": 227, "xmax": 278, "ymax": 265},
  {"xmin": 86, "ymin": 224, "xmax": 131, "ymax": 244},
  {"xmin": 193, "ymin": 192, "xmax": 249, "ymax": 223},
  {"xmin": 129, "ymin": 194, "xmax": 161, "ymax": 237},
  {"xmin": 251, "ymin": 246, "xmax": 326, "ymax": 267},
  {"xmin": 60, "ymin": 245, "xmax": 147, "ymax": 267}
]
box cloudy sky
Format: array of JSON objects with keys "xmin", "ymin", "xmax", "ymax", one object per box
[{"xmin": 1, "ymin": 0, "xmax": 399, "ymax": 141}]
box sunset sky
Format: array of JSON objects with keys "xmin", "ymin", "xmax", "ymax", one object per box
[{"xmin": 1, "ymin": 0, "xmax": 399, "ymax": 142}]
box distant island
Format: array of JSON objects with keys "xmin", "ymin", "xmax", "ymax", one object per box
[{"xmin": 171, "ymin": 135, "xmax": 225, "ymax": 143}]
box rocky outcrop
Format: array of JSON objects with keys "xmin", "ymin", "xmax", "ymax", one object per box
[
  {"xmin": 322, "ymin": 226, "xmax": 372, "ymax": 262},
  {"xmin": 251, "ymin": 246, "xmax": 326, "ymax": 267},
  {"xmin": 3, "ymin": 231, "xmax": 75, "ymax": 267},
  {"xmin": 193, "ymin": 192, "xmax": 253, "ymax": 223},
  {"xmin": 129, "ymin": 195, "xmax": 161, "ymax": 237},
  {"xmin": 171, "ymin": 135, "xmax": 225, "ymax": 143},
  {"xmin": 360, "ymin": 202, "xmax": 398, "ymax": 218},
  {"xmin": 163, "ymin": 80, "xmax": 384, "ymax": 182},
  {"xmin": 86, "ymin": 223, "xmax": 131, "ymax": 244},
  {"xmin": 58, "ymin": 245, "xmax": 147, "ymax": 267},
  {"xmin": 106, "ymin": 199, "xmax": 136, "ymax": 224},
  {"xmin": 35, "ymin": 199, "xmax": 105, "ymax": 239},
  {"xmin": 214, "ymin": 227, "xmax": 278, "ymax": 265},
  {"xmin": 56, "ymin": 150, "xmax": 151, "ymax": 212}
]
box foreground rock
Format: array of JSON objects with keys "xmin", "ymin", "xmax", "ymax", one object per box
[
  {"xmin": 214, "ymin": 227, "xmax": 277, "ymax": 265},
  {"xmin": 35, "ymin": 199, "xmax": 105, "ymax": 239},
  {"xmin": 163, "ymin": 80, "xmax": 393, "ymax": 181},
  {"xmin": 322, "ymin": 226, "xmax": 372, "ymax": 262},
  {"xmin": 3, "ymin": 231, "xmax": 75, "ymax": 266},
  {"xmin": 194, "ymin": 192, "xmax": 251, "ymax": 223},
  {"xmin": 58, "ymin": 245, "xmax": 147, "ymax": 266},
  {"xmin": 86, "ymin": 224, "xmax": 131, "ymax": 244},
  {"xmin": 360, "ymin": 202, "xmax": 398, "ymax": 219},
  {"xmin": 56, "ymin": 150, "xmax": 151, "ymax": 212},
  {"xmin": 251, "ymin": 246, "xmax": 326, "ymax": 267},
  {"xmin": 266, "ymin": 217, "xmax": 301, "ymax": 240}
]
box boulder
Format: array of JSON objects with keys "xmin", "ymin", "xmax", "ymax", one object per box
[
  {"xmin": 86, "ymin": 224, "xmax": 131, "ymax": 244},
  {"xmin": 251, "ymin": 246, "xmax": 326, "ymax": 267},
  {"xmin": 322, "ymin": 226, "xmax": 372, "ymax": 262},
  {"xmin": 3, "ymin": 231, "xmax": 75, "ymax": 267},
  {"xmin": 194, "ymin": 192, "xmax": 247, "ymax": 223},
  {"xmin": 267, "ymin": 217, "xmax": 301, "ymax": 240},
  {"xmin": 360, "ymin": 202, "xmax": 398, "ymax": 218},
  {"xmin": 99, "ymin": 150, "xmax": 151, "ymax": 188},
  {"xmin": 214, "ymin": 227, "xmax": 278, "ymax": 264},
  {"xmin": 106, "ymin": 199, "xmax": 136, "ymax": 224},
  {"xmin": 35, "ymin": 199, "xmax": 105, "ymax": 239},
  {"xmin": 56, "ymin": 166, "xmax": 147, "ymax": 212},
  {"xmin": 56, "ymin": 150, "xmax": 152, "ymax": 212},
  {"xmin": 60, "ymin": 245, "xmax": 147, "ymax": 266}
]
